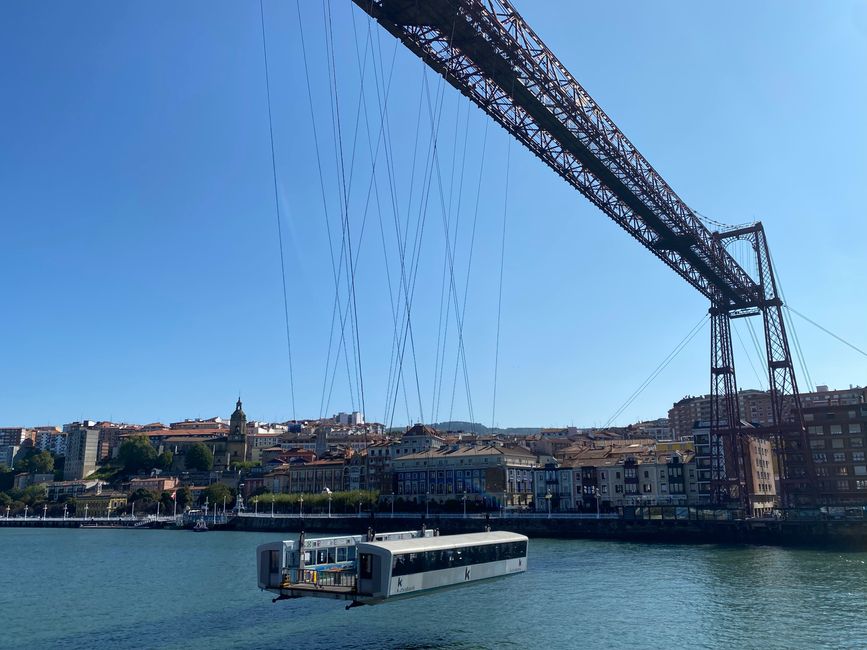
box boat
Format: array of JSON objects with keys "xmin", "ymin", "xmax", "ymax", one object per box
[
  {"xmin": 193, "ymin": 519, "xmax": 208, "ymax": 532},
  {"xmin": 256, "ymin": 529, "xmax": 528, "ymax": 606}
]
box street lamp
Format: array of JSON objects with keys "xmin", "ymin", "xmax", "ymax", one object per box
[
  {"xmin": 156, "ymin": 501, "xmax": 161, "ymax": 519},
  {"xmin": 24, "ymin": 505, "xmax": 28, "ymax": 520},
  {"xmin": 390, "ymin": 492, "xmax": 394, "ymax": 518},
  {"xmin": 5, "ymin": 505, "xmax": 10, "ymax": 520},
  {"xmin": 594, "ymin": 487, "xmax": 601, "ymax": 520},
  {"xmin": 462, "ymin": 491, "xmax": 467, "ymax": 518},
  {"xmin": 357, "ymin": 500, "xmax": 362, "ymax": 517},
  {"xmin": 544, "ymin": 490, "xmax": 552, "ymax": 519},
  {"xmin": 43, "ymin": 504, "xmax": 48, "ymax": 520},
  {"xmin": 327, "ymin": 491, "xmax": 332, "ymax": 518},
  {"xmin": 425, "ymin": 491, "xmax": 429, "ymax": 518},
  {"xmin": 299, "ymin": 495, "xmax": 304, "ymax": 517},
  {"xmin": 131, "ymin": 501, "xmax": 135, "ymax": 519},
  {"xmin": 63, "ymin": 504, "xmax": 68, "ymax": 520},
  {"xmin": 222, "ymin": 495, "xmax": 227, "ymax": 517},
  {"xmin": 84, "ymin": 504, "xmax": 89, "ymax": 519},
  {"xmin": 254, "ymin": 497, "xmax": 259, "ymax": 516},
  {"xmin": 271, "ymin": 494, "xmax": 275, "ymax": 518}
]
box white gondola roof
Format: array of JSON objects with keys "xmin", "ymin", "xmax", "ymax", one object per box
[{"xmin": 357, "ymin": 531, "xmax": 527, "ymax": 554}]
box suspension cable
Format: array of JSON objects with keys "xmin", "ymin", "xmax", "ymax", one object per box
[
  {"xmin": 604, "ymin": 314, "xmax": 709, "ymax": 428},
  {"xmin": 491, "ymin": 134, "xmax": 511, "ymax": 429},
  {"xmin": 259, "ymin": 0, "xmax": 296, "ymax": 420},
  {"xmin": 785, "ymin": 306, "xmax": 867, "ymax": 359}
]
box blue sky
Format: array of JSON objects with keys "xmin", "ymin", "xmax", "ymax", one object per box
[{"xmin": 1, "ymin": 1, "xmax": 865, "ymax": 428}]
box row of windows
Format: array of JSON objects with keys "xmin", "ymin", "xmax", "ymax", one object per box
[
  {"xmin": 808, "ymin": 424, "xmax": 863, "ymax": 435},
  {"xmin": 813, "ymin": 452, "xmax": 867, "ymax": 463},
  {"xmin": 390, "ymin": 541, "xmax": 528, "ymax": 576}
]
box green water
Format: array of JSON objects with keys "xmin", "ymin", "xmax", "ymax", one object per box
[{"xmin": 2, "ymin": 528, "xmax": 866, "ymax": 649}]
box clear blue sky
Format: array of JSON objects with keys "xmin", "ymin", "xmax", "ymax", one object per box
[{"xmin": 2, "ymin": 1, "xmax": 865, "ymax": 429}]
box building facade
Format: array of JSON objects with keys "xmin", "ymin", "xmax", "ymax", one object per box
[
  {"xmin": 391, "ymin": 444, "xmax": 537, "ymax": 509},
  {"xmin": 64, "ymin": 424, "xmax": 99, "ymax": 480}
]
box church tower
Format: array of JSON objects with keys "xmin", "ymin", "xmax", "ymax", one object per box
[{"xmin": 227, "ymin": 397, "xmax": 248, "ymax": 465}]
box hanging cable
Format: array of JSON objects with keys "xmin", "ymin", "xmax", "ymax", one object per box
[
  {"xmin": 733, "ymin": 320, "xmax": 765, "ymax": 390},
  {"xmin": 259, "ymin": 0, "xmax": 296, "ymax": 420},
  {"xmin": 604, "ymin": 314, "xmax": 709, "ymax": 428},
  {"xmin": 491, "ymin": 133, "xmax": 511, "ymax": 429},
  {"xmin": 785, "ymin": 306, "xmax": 867, "ymax": 359}
]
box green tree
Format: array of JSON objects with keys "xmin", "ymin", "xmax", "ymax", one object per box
[
  {"xmin": 159, "ymin": 490, "xmax": 175, "ymax": 512},
  {"xmin": 202, "ymin": 483, "xmax": 233, "ymax": 509},
  {"xmin": 128, "ymin": 488, "xmax": 157, "ymax": 506},
  {"xmin": 117, "ymin": 435, "xmax": 158, "ymax": 474},
  {"xmin": 0, "ymin": 492, "xmax": 11, "ymax": 508},
  {"xmin": 176, "ymin": 486, "xmax": 192, "ymax": 510},
  {"xmin": 13, "ymin": 449, "xmax": 54, "ymax": 474},
  {"xmin": 157, "ymin": 451, "xmax": 174, "ymax": 471},
  {"xmin": 185, "ymin": 443, "xmax": 214, "ymax": 472}
]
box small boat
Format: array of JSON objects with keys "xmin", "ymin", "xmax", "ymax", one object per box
[
  {"xmin": 193, "ymin": 519, "xmax": 208, "ymax": 532},
  {"xmin": 256, "ymin": 529, "xmax": 528, "ymax": 607}
]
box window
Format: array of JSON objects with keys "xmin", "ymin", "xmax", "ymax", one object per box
[
  {"xmin": 855, "ymin": 452, "xmax": 866, "ymax": 462},
  {"xmin": 834, "ymin": 452, "xmax": 846, "ymax": 462},
  {"xmin": 615, "ymin": 485, "xmax": 623, "ymax": 494},
  {"xmin": 643, "ymin": 470, "xmax": 649, "ymax": 478},
  {"xmin": 830, "ymin": 425, "xmax": 843, "ymax": 435},
  {"xmin": 857, "ymin": 480, "xmax": 867, "ymax": 491},
  {"xmin": 832, "ymin": 439, "xmax": 845, "ymax": 449},
  {"xmin": 850, "ymin": 424, "xmax": 863, "ymax": 434},
  {"xmin": 808, "ymin": 426, "xmax": 824, "ymax": 436},
  {"xmin": 809, "ymin": 440, "xmax": 826, "ymax": 449},
  {"xmin": 855, "ymin": 465, "xmax": 867, "ymax": 476},
  {"xmin": 360, "ymin": 554, "xmax": 373, "ymax": 579},
  {"xmin": 813, "ymin": 453, "xmax": 827, "ymax": 463},
  {"xmin": 804, "ymin": 413, "xmax": 814, "ymax": 422},
  {"xmin": 853, "ymin": 438, "xmax": 864, "ymax": 448},
  {"xmin": 837, "ymin": 480, "xmax": 850, "ymax": 491}
]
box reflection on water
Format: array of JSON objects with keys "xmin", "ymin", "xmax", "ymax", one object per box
[{"xmin": 2, "ymin": 529, "xmax": 867, "ymax": 649}]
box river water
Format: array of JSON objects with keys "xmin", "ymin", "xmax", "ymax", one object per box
[{"xmin": 2, "ymin": 528, "xmax": 867, "ymax": 649}]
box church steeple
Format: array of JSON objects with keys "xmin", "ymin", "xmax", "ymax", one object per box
[{"xmin": 227, "ymin": 396, "xmax": 248, "ymax": 464}]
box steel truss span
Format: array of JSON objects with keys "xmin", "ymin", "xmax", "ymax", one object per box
[{"xmin": 352, "ymin": 0, "xmax": 815, "ymax": 506}]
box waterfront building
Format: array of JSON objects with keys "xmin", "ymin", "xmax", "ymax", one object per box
[
  {"xmin": 128, "ymin": 475, "xmax": 179, "ymax": 494},
  {"xmin": 169, "ymin": 417, "xmax": 228, "ymax": 430},
  {"xmin": 265, "ymin": 458, "xmax": 347, "ymax": 494},
  {"xmin": 801, "ymin": 401, "xmax": 867, "ymax": 505},
  {"xmin": 334, "ymin": 411, "xmax": 364, "ymax": 426},
  {"xmin": 76, "ymin": 492, "xmax": 127, "ymax": 517},
  {"xmin": 46, "ymin": 480, "xmax": 102, "ymax": 501},
  {"xmin": 691, "ymin": 422, "xmax": 776, "ymax": 513},
  {"xmin": 533, "ymin": 443, "xmax": 700, "ymax": 512},
  {"xmin": 391, "ymin": 443, "xmax": 538, "ymax": 509},
  {"xmin": 64, "ymin": 424, "xmax": 99, "ymax": 481},
  {"xmin": 669, "ymin": 385, "xmax": 867, "ymax": 440}
]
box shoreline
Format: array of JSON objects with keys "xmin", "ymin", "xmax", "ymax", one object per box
[{"xmin": 5, "ymin": 513, "xmax": 867, "ymax": 549}]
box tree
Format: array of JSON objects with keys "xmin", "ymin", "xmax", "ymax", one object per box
[
  {"xmin": 176, "ymin": 486, "xmax": 192, "ymax": 510},
  {"xmin": 128, "ymin": 488, "xmax": 157, "ymax": 506},
  {"xmin": 202, "ymin": 483, "xmax": 233, "ymax": 509},
  {"xmin": 157, "ymin": 451, "xmax": 174, "ymax": 471},
  {"xmin": 185, "ymin": 443, "xmax": 214, "ymax": 472},
  {"xmin": 14, "ymin": 449, "xmax": 54, "ymax": 474},
  {"xmin": 117, "ymin": 435, "xmax": 158, "ymax": 474},
  {"xmin": 159, "ymin": 491, "xmax": 174, "ymax": 513}
]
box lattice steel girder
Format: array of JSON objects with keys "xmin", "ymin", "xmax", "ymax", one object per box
[{"xmin": 352, "ymin": 0, "xmax": 761, "ymax": 310}]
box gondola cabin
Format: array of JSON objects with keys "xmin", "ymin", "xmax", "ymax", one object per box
[{"xmin": 257, "ymin": 530, "xmax": 528, "ymax": 606}]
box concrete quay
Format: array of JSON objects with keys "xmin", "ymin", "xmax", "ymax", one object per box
[{"xmin": 229, "ymin": 512, "xmax": 867, "ymax": 549}]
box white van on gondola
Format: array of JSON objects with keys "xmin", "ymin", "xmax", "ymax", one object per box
[{"xmin": 257, "ymin": 530, "xmax": 528, "ymax": 606}]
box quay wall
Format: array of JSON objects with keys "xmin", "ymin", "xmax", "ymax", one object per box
[{"xmin": 228, "ymin": 514, "xmax": 867, "ymax": 548}]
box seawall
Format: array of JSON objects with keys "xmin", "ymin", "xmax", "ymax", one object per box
[{"xmin": 228, "ymin": 514, "xmax": 867, "ymax": 548}]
